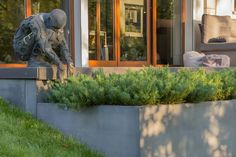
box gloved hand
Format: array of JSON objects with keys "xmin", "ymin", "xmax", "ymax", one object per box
[
  {"xmin": 59, "ymin": 63, "xmax": 65, "ymax": 71},
  {"xmin": 67, "ymin": 62, "xmax": 74, "ymax": 77},
  {"xmin": 57, "ymin": 63, "xmax": 66, "ymax": 81}
]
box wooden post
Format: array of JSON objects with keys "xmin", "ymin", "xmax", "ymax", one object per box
[{"xmin": 25, "ymin": 0, "xmax": 31, "ymax": 17}]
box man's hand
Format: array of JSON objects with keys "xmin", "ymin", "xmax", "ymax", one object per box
[
  {"xmin": 67, "ymin": 62, "xmax": 75, "ymax": 77},
  {"xmin": 59, "ymin": 63, "xmax": 65, "ymax": 71},
  {"xmin": 57, "ymin": 63, "xmax": 66, "ymax": 81}
]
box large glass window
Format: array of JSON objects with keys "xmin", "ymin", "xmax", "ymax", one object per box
[
  {"xmin": 88, "ymin": 0, "xmax": 149, "ymax": 66},
  {"xmin": 32, "ymin": 0, "xmax": 67, "ymax": 14},
  {"xmin": 88, "ymin": 0, "xmax": 183, "ymax": 66},
  {"xmin": 88, "ymin": 0, "xmax": 114, "ymax": 61},
  {"xmin": 88, "ymin": 0, "xmax": 97, "ymax": 60},
  {"xmin": 0, "ymin": 0, "xmax": 24, "ymax": 63},
  {"xmin": 120, "ymin": 0, "xmax": 147, "ymax": 61},
  {"xmin": 157, "ymin": 0, "xmax": 182, "ymax": 65}
]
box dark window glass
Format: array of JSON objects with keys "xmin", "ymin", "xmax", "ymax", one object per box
[
  {"xmin": 120, "ymin": 0, "xmax": 147, "ymax": 61},
  {"xmin": 157, "ymin": 0, "xmax": 182, "ymax": 65},
  {"xmin": 88, "ymin": 0, "xmax": 97, "ymax": 60},
  {"xmin": 88, "ymin": 0, "xmax": 114, "ymax": 61},
  {"xmin": 0, "ymin": 0, "xmax": 24, "ymax": 63},
  {"xmin": 32, "ymin": 0, "xmax": 66, "ymax": 14}
]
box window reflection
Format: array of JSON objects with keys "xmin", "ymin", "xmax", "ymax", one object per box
[
  {"xmin": 157, "ymin": 0, "xmax": 182, "ymax": 65},
  {"xmin": 0, "ymin": 0, "xmax": 24, "ymax": 63},
  {"xmin": 120, "ymin": 0, "xmax": 147, "ymax": 61},
  {"xmin": 88, "ymin": 0, "xmax": 114, "ymax": 61},
  {"xmin": 100, "ymin": 0, "xmax": 114, "ymax": 61},
  {"xmin": 88, "ymin": 0, "xmax": 97, "ymax": 60},
  {"xmin": 32, "ymin": 0, "xmax": 65, "ymax": 14}
]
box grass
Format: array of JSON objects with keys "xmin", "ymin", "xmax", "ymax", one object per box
[{"xmin": 0, "ymin": 98, "xmax": 103, "ymax": 157}]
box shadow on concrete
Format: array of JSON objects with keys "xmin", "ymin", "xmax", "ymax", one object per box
[{"xmin": 140, "ymin": 101, "xmax": 236, "ymax": 157}]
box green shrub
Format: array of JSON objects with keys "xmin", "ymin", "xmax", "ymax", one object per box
[{"xmin": 48, "ymin": 68, "xmax": 236, "ymax": 110}]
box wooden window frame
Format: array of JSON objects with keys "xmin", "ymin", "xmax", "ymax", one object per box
[
  {"xmin": 97, "ymin": 0, "xmax": 100, "ymax": 61},
  {"xmin": 182, "ymin": 0, "xmax": 186, "ymax": 58},
  {"xmin": 69, "ymin": 0, "xmax": 75, "ymax": 64},
  {"xmin": 89, "ymin": 0, "xmax": 118, "ymax": 67},
  {"xmin": 25, "ymin": 0, "xmax": 32, "ymax": 17},
  {"xmin": 232, "ymin": 0, "xmax": 236, "ymax": 14},
  {"xmin": 152, "ymin": 0, "xmax": 157, "ymax": 66}
]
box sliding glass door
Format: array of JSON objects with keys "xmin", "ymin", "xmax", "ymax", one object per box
[
  {"xmin": 88, "ymin": 0, "xmax": 116, "ymax": 66},
  {"xmin": 88, "ymin": 0, "xmax": 184, "ymax": 67},
  {"xmin": 119, "ymin": 0, "xmax": 150, "ymax": 66},
  {"xmin": 88, "ymin": 0, "xmax": 150, "ymax": 67},
  {"xmin": 155, "ymin": 0, "xmax": 183, "ymax": 65}
]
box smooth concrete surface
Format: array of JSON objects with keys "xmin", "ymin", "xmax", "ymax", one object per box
[
  {"xmin": 0, "ymin": 67, "xmax": 57, "ymax": 80},
  {"xmin": 25, "ymin": 80, "xmax": 37, "ymax": 115},
  {"xmin": 36, "ymin": 80, "xmax": 51, "ymax": 103},
  {"xmin": 37, "ymin": 101, "xmax": 236, "ymax": 157},
  {"xmin": 139, "ymin": 101, "xmax": 236, "ymax": 157},
  {"xmin": 0, "ymin": 67, "xmax": 56, "ymax": 115},
  {"xmin": 37, "ymin": 103, "xmax": 140, "ymax": 157},
  {"xmin": 0, "ymin": 79, "xmax": 50, "ymax": 115},
  {"xmin": 0, "ymin": 79, "xmax": 37, "ymax": 115}
]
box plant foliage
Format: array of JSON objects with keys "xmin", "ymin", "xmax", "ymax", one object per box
[{"xmin": 48, "ymin": 68, "xmax": 236, "ymax": 110}]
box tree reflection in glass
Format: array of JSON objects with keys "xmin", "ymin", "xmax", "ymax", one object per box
[
  {"xmin": 120, "ymin": 0, "xmax": 147, "ymax": 61},
  {"xmin": 88, "ymin": 0, "xmax": 114, "ymax": 61},
  {"xmin": 0, "ymin": 0, "xmax": 24, "ymax": 63}
]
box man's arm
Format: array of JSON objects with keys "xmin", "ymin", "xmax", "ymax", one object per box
[
  {"xmin": 29, "ymin": 16, "xmax": 64, "ymax": 69},
  {"xmin": 43, "ymin": 46, "xmax": 65, "ymax": 71},
  {"xmin": 59, "ymin": 36, "xmax": 74, "ymax": 76}
]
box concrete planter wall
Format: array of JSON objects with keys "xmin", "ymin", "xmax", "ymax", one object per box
[
  {"xmin": 0, "ymin": 67, "xmax": 56, "ymax": 115},
  {"xmin": 1, "ymin": 67, "xmax": 236, "ymax": 157},
  {"xmin": 37, "ymin": 101, "xmax": 236, "ymax": 157}
]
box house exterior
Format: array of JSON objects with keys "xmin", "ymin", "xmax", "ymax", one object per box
[{"xmin": 0, "ymin": 0, "xmax": 235, "ymax": 67}]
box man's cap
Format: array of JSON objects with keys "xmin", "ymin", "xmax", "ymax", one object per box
[{"xmin": 49, "ymin": 9, "xmax": 67, "ymax": 29}]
